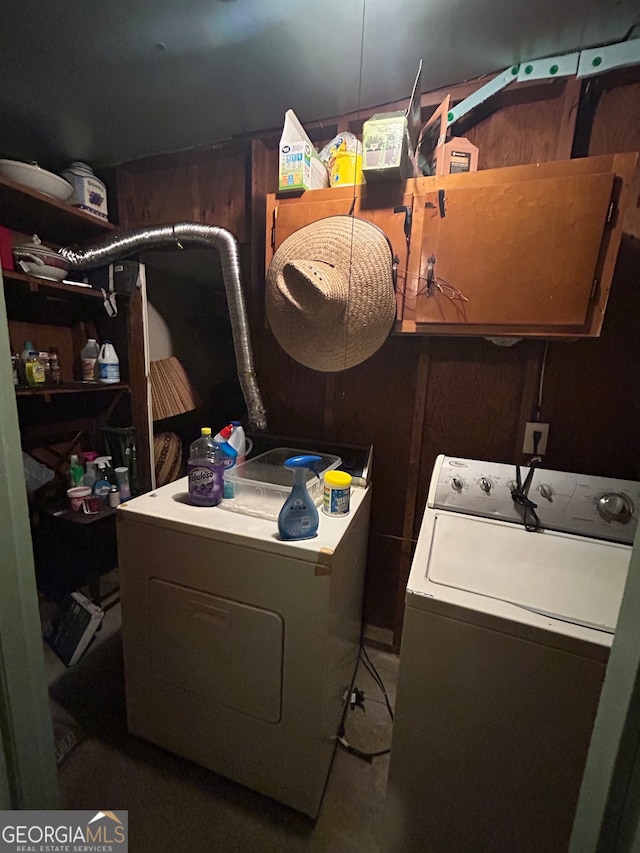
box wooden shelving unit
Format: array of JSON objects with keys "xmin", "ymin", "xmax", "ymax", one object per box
[
  {"xmin": 2, "ymin": 268, "xmax": 104, "ymax": 298},
  {"xmin": 0, "ymin": 173, "xmax": 115, "ymax": 244},
  {"xmin": 1, "ymin": 171, "xmax": 152, "ymax": 495}
]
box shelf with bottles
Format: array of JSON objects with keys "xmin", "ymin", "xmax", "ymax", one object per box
[
  {"xmin": 15, "ymin": 381, "xmax": 129, "ymax": 398},
  {"xmin": 11, "ymin": 322, "xmax": 128, "ymax": 397},
  {"xmin": 0, "ymin": 173, "xmax": 116, "ymax": 245}
]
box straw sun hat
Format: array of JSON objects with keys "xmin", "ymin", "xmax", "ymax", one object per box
[{"xmin": 265, "ymin": 215, "xmax": 396, "ymax": 372}]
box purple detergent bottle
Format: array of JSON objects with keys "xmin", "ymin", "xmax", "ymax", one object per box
[{"xmin": 187, "ymin": 427, "xmax": 225, "ymax": 507}]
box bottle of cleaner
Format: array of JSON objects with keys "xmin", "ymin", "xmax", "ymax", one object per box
[
  {"xmin": 277, "ymin": 455, "xmax": 322, "ymax": 541},
  {"xmin": 214, "ymin": 423, "xmax": 232, "ymax": 444},
  {"xmin": 93, "ymin": 462, "xmax": 112, "ymax": 503},
  {"xmin": 188, "ymin": 427, "xmax": 225, "ymax": 507},
  {"xmin": 229, "ymin": 421, "xmax": 248, "ymax": 465},
  {"xmin": 20, "ymin": 340, "xmax": 35, "ymax": 379},
  {"xmin": 80, "ymin": 338, "xmax": 99, "ymax": 382},
  {"xmin": 114, "ymin": 466, "xmax": 131, "ymax": 501},
  {"xmin": 69, "ymin": 454, "xmax": 84, "ymax": 487},
  {"xmin": 94, "ymin": 455, "xmax": 114, "ymax": 484},
  {"xmin": 97, "ymin": 340, "xmax": 120, "ymax": 384},
  {"xmin": 25, "ymin": 351, "xmax": 45, "ymax": 386},
  {"xmin": 82, "ymin": 451, "xmax": 100, "ymax": 488},
  {"xmin": 214, "ymin": 425, "xmax": 238, "ymax": 499}
]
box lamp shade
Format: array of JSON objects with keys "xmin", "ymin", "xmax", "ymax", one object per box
[{"xmin": 150, "ymin": 357, "xmax": 198, "ymax": 421}]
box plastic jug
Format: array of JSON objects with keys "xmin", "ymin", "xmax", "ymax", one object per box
[
  {"xmin": 229, "ymin": 421, "xmax": 252, "ymax": 465},
  {"xmin": 97, "ymin": 341, "xmax": 120, "ymax": 384},
  {"xmin": 80, "ymin": 338, "xmax": 99, "ymax": 382},
  {"xmin": 187, "ymin": 427, "xmax": 225, "ymax": 507}
]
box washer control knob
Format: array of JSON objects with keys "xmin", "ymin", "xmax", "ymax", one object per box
[
  {"xmin": 479, "ymin": 477, "xmax": 492, "ymax": 494},
  {"xmin": 538, "ymin": 483, "xmax": 554, "ymax": 501},
  {"xmin": 451, "ymin": 477, "xmax": 464, "ymax": 492},
  {"xmin": 597, "ymin": 492, "xmax": 633, "ymax": 523}
]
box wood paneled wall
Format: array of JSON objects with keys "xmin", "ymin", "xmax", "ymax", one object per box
[{"xmin": 115, "ymin": 68, "xmax": 640, "ymax": 648}]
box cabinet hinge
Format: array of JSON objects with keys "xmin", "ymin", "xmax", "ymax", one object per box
[
  {"xmin": 606, "ymin": 201, "xmax": 616, "ymax": 225},
  {"xmin": 591, "ymin": 278, "xmax": 599, "ymax": 300}
]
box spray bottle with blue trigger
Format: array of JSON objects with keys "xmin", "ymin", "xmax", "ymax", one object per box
[{"xmin": 277, "ymin": 455, "xmax": 322, "ymax": 541}]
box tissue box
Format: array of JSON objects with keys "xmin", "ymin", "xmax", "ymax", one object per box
[
  {"xmin": 279, "ymin": 110, "xmax": 329, "ymax": 191},
  {"xmin": 362, "ymin": 62, "xmax": 423, "ymax": 183}
]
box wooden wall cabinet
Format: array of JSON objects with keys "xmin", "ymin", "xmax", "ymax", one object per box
[
  {"xmin": 266, "ymin": 185, "xmax": 416, "ymax": 321},
  {"xmin": 266, "ymin": 152, "xmax": 638, "ymax": 340},
  {"xmin": 0, "ymin": 173, "xmax": 152, "ymax": 497}
]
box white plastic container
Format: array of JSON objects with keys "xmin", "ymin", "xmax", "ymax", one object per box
[
  {"xmin": 323, "ymin": 470, "xmax": 352, "ymax": 516},
  {"xmin": 61, "ymin": 161, "xmax": 108, "ymax": 220},
  {"xmin": 228, "ymin": 421, "xmax": 250, "ymax": 465},
  {"xmin": 80, "ymin": 338, "xmax": 99, "ymax": 382},
  {"xmin": 115, "ymin": 466, "xmax": 131, "ymax": 501},
  {"xmin": 97, "ymin": 341, "xmax": 120, "ymax": 384}
]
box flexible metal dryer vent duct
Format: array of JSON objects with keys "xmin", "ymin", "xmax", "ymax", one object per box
[{"xmin": 60, "ymin": 223, "xmax": 268, "ymax": 432}]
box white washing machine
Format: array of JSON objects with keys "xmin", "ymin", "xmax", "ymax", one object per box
[
  {"xmin": 116, "ymin": 465, "xmax": 371, "ymax": 818},
  {"xmin": 383, "ymin": 455, "xmax": 639, "ymax": 853}
]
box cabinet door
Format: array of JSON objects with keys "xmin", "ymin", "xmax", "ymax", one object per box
[
  {"xmin": 267, "ymin": 190, "xmax": 414, "ymax": 320},
  {"xmin": 413, "ymin": 171, "xmax": 614, "ymax": 329}
]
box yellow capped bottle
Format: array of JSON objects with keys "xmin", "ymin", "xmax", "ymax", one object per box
[{"xmin": 25, "ymin": 351, "xmax": 45, "ymax": 387}]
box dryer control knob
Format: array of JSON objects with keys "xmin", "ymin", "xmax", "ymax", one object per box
[{"xmin": 451, "ymin": 477, "xmax": 464, "ymax": 492}]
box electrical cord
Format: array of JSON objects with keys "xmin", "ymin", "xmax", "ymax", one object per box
[
  {"xmin": 511, "ymin": 464, "xmax": 541, "ymax": 532},
  {"xmin": 359, "ymin": 643, "xmax": 394, "ymax": 722},
  {"xmin": 338, "ymin": 643, "xmax": 395, "ymax": 762}
]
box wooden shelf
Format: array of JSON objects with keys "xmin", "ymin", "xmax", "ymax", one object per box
[
  {"xmin": 0, "ymin": 174, "xmax": 116, "ymax": 244},
  {"xmin": 16, "ymin": 382, "xmax": 129, "ymax": 398},
  {"xmin": 43, "ymin": 503, "xmax": 118, "ymax": 525},
  {"xmin": 2, "ymin": 268, "xmax": 106, "ymax": 299}
]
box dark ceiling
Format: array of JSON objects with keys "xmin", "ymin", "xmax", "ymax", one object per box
[{"xmin": 0, "ymin": 0, "xmax": 638, "ymax": 172}]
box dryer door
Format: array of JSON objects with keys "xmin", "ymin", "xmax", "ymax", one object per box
[{"xmin": 148, "ymin": 578, "xmax": 284, "ymax": 723}]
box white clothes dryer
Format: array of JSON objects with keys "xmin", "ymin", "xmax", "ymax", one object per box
[{"xmin": 117, "ymin": 469, "xmax": 371, "ymax": 818}]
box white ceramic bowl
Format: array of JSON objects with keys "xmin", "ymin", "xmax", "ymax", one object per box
[
  {"xmin": 14, "ymin": 260, "xmax": 68, "ymax": 281},
  {"xmin": 13, "ymin": 238, "xmax": 71, "ymax": 281},
  {"xmin": 0, "ymin": 159, "xmax": 73, "ymax": 202}
]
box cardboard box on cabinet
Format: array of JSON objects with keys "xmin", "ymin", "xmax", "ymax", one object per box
[
  {"xmin": 278, "ymin": 110, "xmax": 329, "ymax": 192},
  {"xmin": 416, "ymin": 95, "xmax": 479, "ymax": 176},
  {"xmin": 362, "ymin": 62, "xmax": 423, "ymax": 182}
]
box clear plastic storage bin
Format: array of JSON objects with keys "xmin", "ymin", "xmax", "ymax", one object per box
[{"xmin": 222, "ymin": 448, "xmax": 341, "ymax": 520}]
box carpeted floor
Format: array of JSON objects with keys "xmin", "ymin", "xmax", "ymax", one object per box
[{"xmin": 44, "ymin": 596, "xmax": 397, "ymax": 853}]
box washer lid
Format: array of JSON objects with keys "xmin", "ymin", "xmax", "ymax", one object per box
[{"xmin": 412, "ymin": 513, "xmax": 630, "ymax": 633}]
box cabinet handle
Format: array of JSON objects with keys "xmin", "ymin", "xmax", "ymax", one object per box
[{"xmin": 393, "ymin": 205, "xmax": 412, "ymax": 247}]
